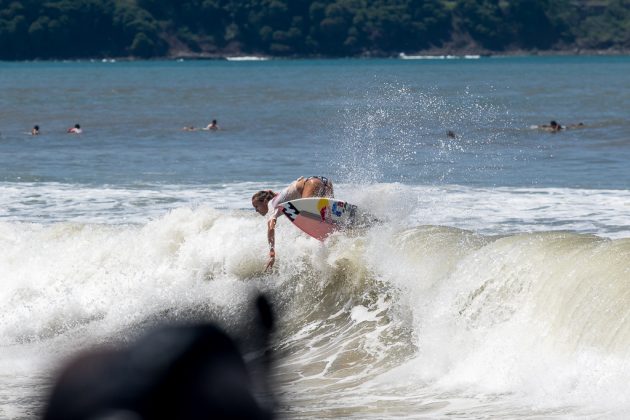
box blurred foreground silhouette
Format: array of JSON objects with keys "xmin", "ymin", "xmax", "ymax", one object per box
[{"xmin": 43, "ymin": 295, "xmax": 275, "ymax": 420}]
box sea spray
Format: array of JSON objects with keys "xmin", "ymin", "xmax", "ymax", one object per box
[{"xmin": 332, "ymin": 82, "xmax": 513, "ymax": 185}]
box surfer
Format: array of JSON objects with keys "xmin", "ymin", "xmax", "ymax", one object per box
[
  {"xmin": 67, "ymin": 124, "xmax": 82, "ymax": 134},
  {"xmin": 182, "ymin": 120, "xmax": 219, "ymax": 131},
  {"xmin": 204, "ymin": 119, "xmax": 219, "ymax": 130},
  {"xmin": 31, "ymin": 125, "xmax": 40, "ymax": 135},
  {"xmin": 252, "ymin": 176, "xmax": 334, "ymax": 271},
  {"xmin": 538, "ymin": 120, "xmax": 563, "ymax": 132}
]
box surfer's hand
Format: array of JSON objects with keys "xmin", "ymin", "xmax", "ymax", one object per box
[{"xmin": 265, "ymin": 250, "xmax": 275, "ymax": 271}]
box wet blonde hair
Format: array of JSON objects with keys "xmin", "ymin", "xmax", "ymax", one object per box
[{"xmin": 252, "ymin": 190, "xmax": 275, "ymax": 203}]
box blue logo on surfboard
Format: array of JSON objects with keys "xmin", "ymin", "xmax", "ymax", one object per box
[{"xmin": 331, "ymin": 201, "xmax": 346, "ymax": 217}]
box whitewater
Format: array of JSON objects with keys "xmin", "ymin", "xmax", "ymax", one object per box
[{"xmin": 1, "ymin": 182, "xmax": 629, "ymax": 418}]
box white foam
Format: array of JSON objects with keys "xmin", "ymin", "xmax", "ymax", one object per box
[
  {"xmin": 1, "ymin": 181, "xmax": 630, "ymax": 416},
  {"xmin": 0, "ymin": 182, "xmax": 274, "ymax": 224},
  {"xmin": 341, "ymin": 183, "xmax": 630, "ymax": 239},
  {"xmin": 350, "ymin": 296, "xmax": 389, "ymax": 324},
  {"xmin": 1, "ymin": 182, "xmax": 628, "ymax": 238},
  {"xmin": 225, "ymin": 56, "xmax": 269, "ymax": 61},
  {"xmin": 0, "ymin": 207, "xmax": 271, "ymax": 349},
  {"xmin": 399, "ymin": 53, "xmax": 481, "ymax": 60},
  {"xmin": 370, "ymin": 228, "xmax": 630, "ymax": 414}
]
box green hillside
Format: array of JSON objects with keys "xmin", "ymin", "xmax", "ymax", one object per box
[{"xmin": 1, "ymin": 0, "xmax": 628, "ymax": 59}]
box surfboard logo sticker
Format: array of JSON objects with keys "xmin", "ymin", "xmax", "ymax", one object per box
[
  {"xmin": 331, "ymin": 201, "xmax": 345, "ymax": 217},
  {"xmin": 282, "ymin": 202, "xmax": 300, "ymax": 221},
  {"xmin": 317, "ymin": 198, "xmax": 330, "ymax": 222}
]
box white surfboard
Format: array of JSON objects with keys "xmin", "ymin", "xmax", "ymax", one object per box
[{"xmin": 278, "ymin": 197, "xmax": 371, "ymax": 241}]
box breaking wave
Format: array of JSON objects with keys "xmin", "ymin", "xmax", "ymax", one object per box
[{"xmin": 1, "ymin": 202, "xmax": 629, "ymax": 417}]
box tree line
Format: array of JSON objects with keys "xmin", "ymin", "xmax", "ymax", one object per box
[{"xmin": 1, "ymin": 0, "xmax": 628, "ymax": 60}]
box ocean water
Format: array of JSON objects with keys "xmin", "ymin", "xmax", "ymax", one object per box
[{"xmin": 1, "ymin": 56, "xmax": 629, "ymax": 418}]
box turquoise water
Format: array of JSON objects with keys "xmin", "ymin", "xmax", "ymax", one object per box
[{"xmin": 1, "ymin": 57, "xmax": 630, "ymax": 419}]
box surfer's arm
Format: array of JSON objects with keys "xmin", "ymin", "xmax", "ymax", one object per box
[{"xmin": 265, "ymin": 218, "xmax": 276, "ymax": 271}]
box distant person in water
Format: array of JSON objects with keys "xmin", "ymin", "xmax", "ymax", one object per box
[
  {"xmin": 538, "ymin": 120, "xmax": 563, "ymax": 132},
  {"xmin": 252, "ymin": 176, "xmax": 334, "ymax": 271},
  {"xmin": 204, "ymin": 119, "xmax": 219, "ymax": 130},
  {"xmin": 537, "ymin": 120, "xmax": 587, "ymax": 132},
  {"xmin": 446, "ymin": 130, "xmax": 456, "ymax": 139},
  {"xmin": 182, "ymin": 120, "xmax": 219, "ymax": 131},
  {"xmin": 67, "ymin": 124, "xmax": 82, "ymax": 134},
  {"xmin": 31, "ymin": 125, "xmax": 40, "ymax": 135}
]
